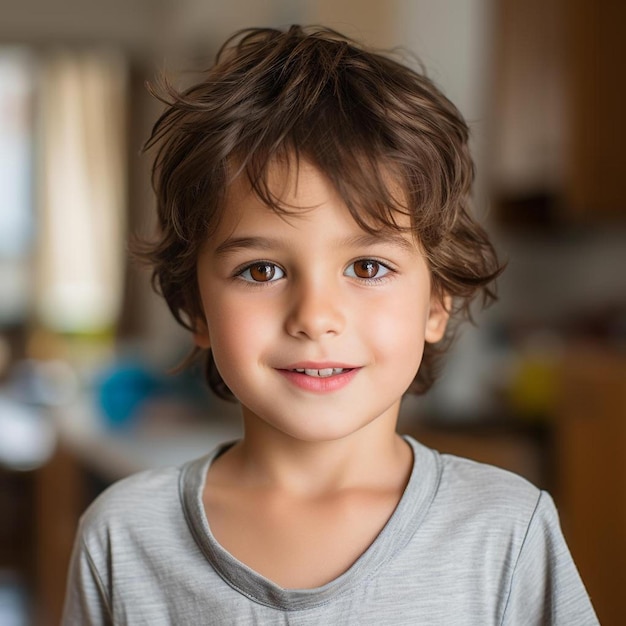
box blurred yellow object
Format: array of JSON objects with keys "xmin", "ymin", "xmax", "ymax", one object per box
[{"xmin": 509, "ymin": 332, "xmax": 563, "ymax": 420}]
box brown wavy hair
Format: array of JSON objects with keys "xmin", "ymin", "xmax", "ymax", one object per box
[{"xmin": 138, "ymin": 25, "xmax": 502, "ymax": 400}]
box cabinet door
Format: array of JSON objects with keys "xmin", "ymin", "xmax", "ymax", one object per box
[
  {"xmin": 565, "ymin": 0, "xmax": 626, "ymax": 218},
  {"xmin": 35, "ymin": 444, "xmax": 86, "ymax": 626},
  {"xmin": 556, "ymin": 348, "xmax": 626, "ymax": 626},
  {"xmin": 493, "ymin": 0, "xmax": 626, "ymax": 223}
]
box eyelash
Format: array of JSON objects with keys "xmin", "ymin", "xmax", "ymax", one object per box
[{"xmin": 233, "ymin": 258, "xmax": 395, "ymax": 285}]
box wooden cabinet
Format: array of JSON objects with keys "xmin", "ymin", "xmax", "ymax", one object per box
[
  {"xmin": 556, "ymin": 347, "xmax": 626, "ymax": 626},
  {"xmin": 493, "ymin": 0, "xmax": 626, "ymax": 224},
  {"xmin": 564, "ymin": 1, "xmax": 626, "ymax": 219},
  {"xmin": 35, "ymin": 444, "xmax": 87, "ymax": 626}
]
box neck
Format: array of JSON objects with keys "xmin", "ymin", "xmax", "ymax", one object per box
[{"xmin": 226, "ymin": 404, "xmax": 411, "ymax": 497}]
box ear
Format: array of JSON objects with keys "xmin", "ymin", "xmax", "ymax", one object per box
[
  {"xmin": 425, "ymin": 294, "xmax": 451, "ymax": 344},
  {"xmin": 192, "ymin": 318, "xmax": 211, "ymax": 349}
]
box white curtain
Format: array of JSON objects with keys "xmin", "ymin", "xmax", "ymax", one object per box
[
  {"xmin": 36, "ymin": 50, "xmax": 127, "ymax": 333},
  {"xmin": 0, "ymin": 48, "xmax": 35, "ymax": 325}
]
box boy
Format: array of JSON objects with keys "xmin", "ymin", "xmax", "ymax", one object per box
[{"xmin": 63, "ymin": 26, "xmax": 597, "ymax": 624}]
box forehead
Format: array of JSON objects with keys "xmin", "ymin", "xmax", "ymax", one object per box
[
  {"xmin": 218, "ymin": 158, "xmax": 413, "ymax": 237},
  {"xmin": 201, "ymin": 161, "xmax": 424, "ymax": 265}
]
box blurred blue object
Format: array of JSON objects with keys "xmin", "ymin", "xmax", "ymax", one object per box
[{"xmin": 96, "ymin": 362, "xmax": 162, "ymax": 430}]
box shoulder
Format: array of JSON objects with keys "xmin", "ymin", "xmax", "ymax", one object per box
[
  {"xmin": 428, "ymin": 450, "xmax": 545, "ymax": 536},
  {"xmin": 77, "ymin": 463, "xmax": 188, "ymax": 549},
  {"xmin": 429, "ymin": 455, "xmax": 598, "ymax": 624},
  {"xmin": 63, "ymin": 463, "xmax": 191, "ymax": 613},
  {"xmin": 439, "ymin": 452, "xmax": 540, "ymax": 505},
  {"xmin": 86, "ymin": 464, "xmax": 181, "ymax": 518},
  {"xmin": 402, "ymin": 437, "xmax": 550, "ymax": 555}
]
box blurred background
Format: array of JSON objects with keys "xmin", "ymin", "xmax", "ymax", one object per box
[{"xmin": 0, "ymin": 0, "xmax": 624, "ymax": 624}]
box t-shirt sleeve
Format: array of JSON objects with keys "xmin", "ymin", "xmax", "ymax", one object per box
[
  {"xmin": 501, "ymin": 490, "xmax": 599, "ymax": 625},
  {"xmin": 61, "ymin": 527, "xmax": 113, "ymax": 626}
]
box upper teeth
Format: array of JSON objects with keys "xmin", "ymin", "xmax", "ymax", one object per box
[{"xmin": 294, "ymin": 368, "xmax": 346, "ymax": 377}]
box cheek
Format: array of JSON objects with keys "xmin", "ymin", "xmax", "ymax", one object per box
[
  {"xmin": 364, "ymin": 290, "xmax": 429, "ymax": 364},
  {"xmin": 204, "ymin": 292, "xmax": 276, "ymax": 370}
]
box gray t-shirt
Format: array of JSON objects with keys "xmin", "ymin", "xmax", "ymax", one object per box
[{"xmin": 62, "ymin": 436, "xmax": 598, "ymax": 625}]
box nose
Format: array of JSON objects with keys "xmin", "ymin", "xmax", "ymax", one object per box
[{"xmin": 284, "ymin": 277, "xmax": 346, "ymax": 340}]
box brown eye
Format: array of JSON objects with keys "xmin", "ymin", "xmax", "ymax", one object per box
[
  {"xmin": 345, "ymin": 259, "xmax": 391, "ymax": 281},
  {"xmin": 239, "ymin": 262, "xmax": 284, "ymax": 283},
  {"xmin": 250, "ymin": 263, "xmax": 275, "ymax": 281},
  {"xmin": 353, "ymin": 260, "xmax": 379, "ymax": 279}
]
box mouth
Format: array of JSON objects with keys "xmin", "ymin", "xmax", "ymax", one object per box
[
  {"xmin": 278, "ymin": 365, "xmax": 359, "ymax": 392},
  {"xmin": 289, "ymin": 367, "xmax": 352, "ymax": 378}
]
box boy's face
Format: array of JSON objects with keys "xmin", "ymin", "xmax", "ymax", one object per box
[{"xmin": 194, "ymin": 161, "xmax": 448, "ymax": 442}]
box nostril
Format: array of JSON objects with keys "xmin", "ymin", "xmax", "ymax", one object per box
[{"xmin": 285, "ymin": 308, "xmax": 345, "ymax": 339}]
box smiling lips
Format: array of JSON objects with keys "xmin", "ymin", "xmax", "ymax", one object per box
[
  {"xmin": 278, "ymin": 365, "xmax": 359, "ymax": 392},
  {"xmin": 292, "ymin": 367, "xmax": 348, "ymax": 378}
]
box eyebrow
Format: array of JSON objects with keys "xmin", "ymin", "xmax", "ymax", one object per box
[
  {"xmin": 213, "ymin": 231, "xmax": 416, "ymax": 257},
  {"xmin": 343, "ymin": 232, "xmax": 417, "ymax": 253},
  {"xmin": 213, "ymin": 236, "xmax": 283, "ymax": 257}
]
